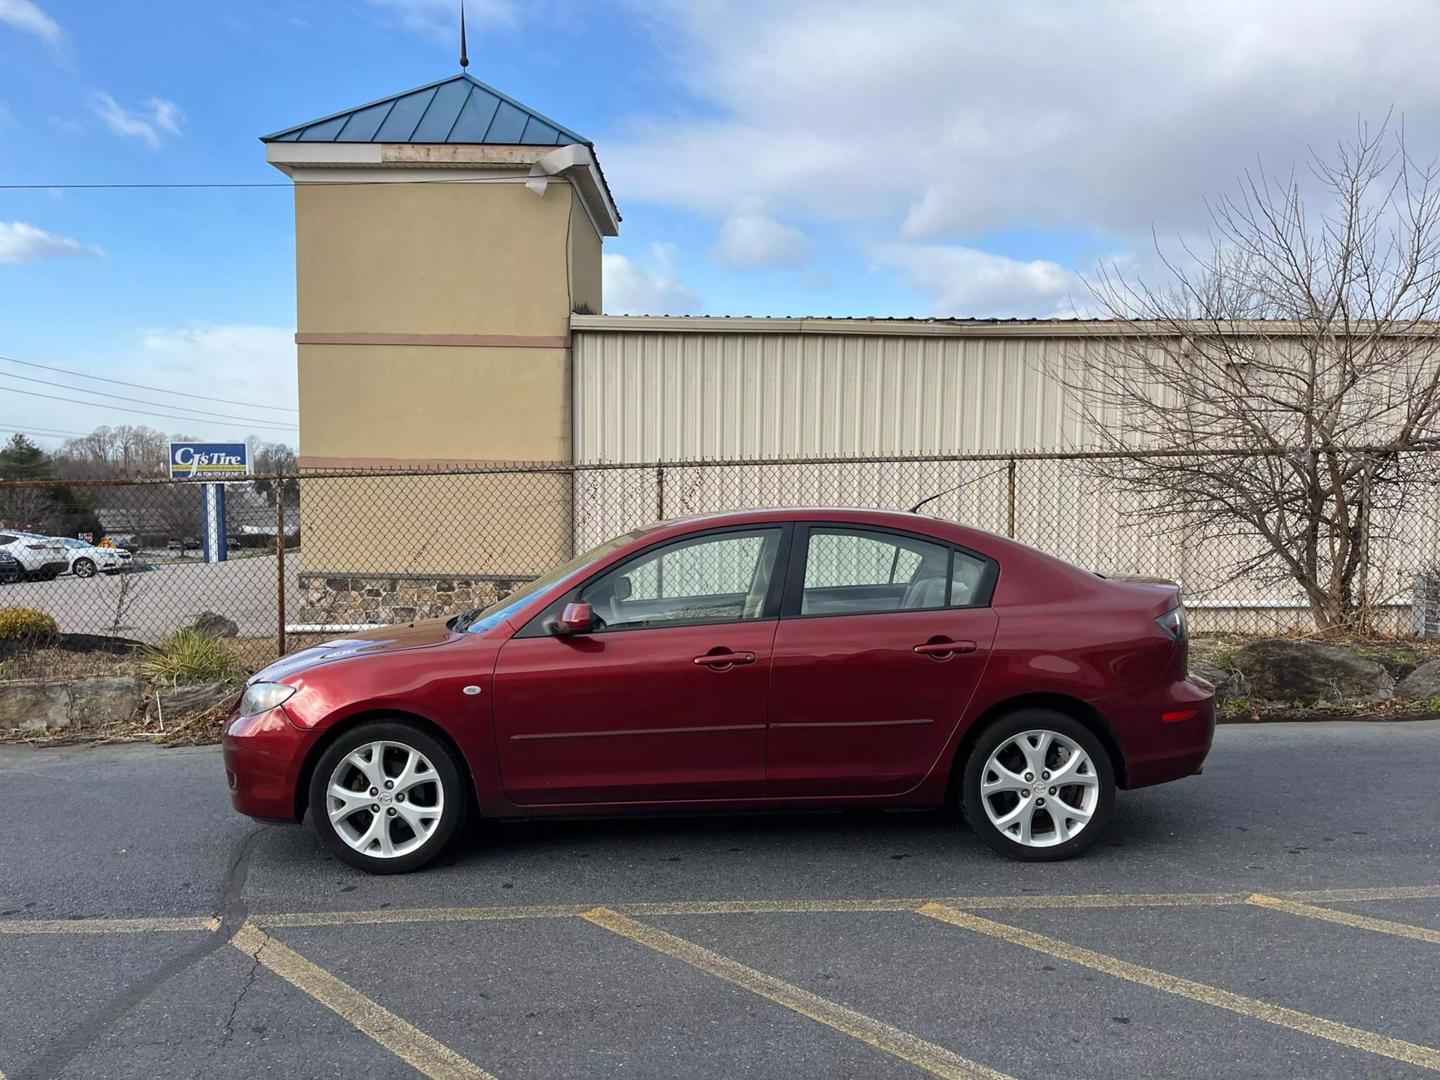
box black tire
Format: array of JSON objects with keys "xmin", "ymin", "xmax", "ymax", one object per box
[
  {"xmin": 308, "ymin": 720, "xmax": 468, "ymax": 874},
  {"xmin": 73, "ymin": 558, "xmax": 97, "ymax": 579},
  {"xmin": 961, "ymin": 708, "xmax": 1115, "ymax": 862}
]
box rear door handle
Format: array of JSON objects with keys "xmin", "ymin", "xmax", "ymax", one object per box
[
  {"xmin": 913, "ymin": 640, "xmax": 977, "ymax": 658},
  {"xmin": 694, "ymin": 651, "xmax": 757, "ymax": 668}
]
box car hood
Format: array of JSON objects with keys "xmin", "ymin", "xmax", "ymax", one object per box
[{"xmin": 249, "ymin": 618, "xmax": 458, "ymax": 684}]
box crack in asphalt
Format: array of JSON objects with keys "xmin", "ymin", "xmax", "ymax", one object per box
[
  {"xmin": 11, "ymin": 825, "xmax": 270, "ymax": 1080},
  {"xmin": 215, "ymin": 938, "xmax": 266, "ymax": 1056}
]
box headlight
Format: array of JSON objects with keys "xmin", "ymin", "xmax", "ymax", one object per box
[
  {"xmin": 240, "ymin": 682, "xmax": 297, "ymax": 716},
  {"xmin": 1155, "ymin": 606, "xmax": 1187, "ymax": 642}
]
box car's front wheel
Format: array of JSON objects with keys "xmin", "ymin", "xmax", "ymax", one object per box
[
  {"xmin": 308, "ymin": 721, "xmax": 467, "ymax": 874},
  {"xmin": 962, "ymin": 709, "xmax": 1115, "ymax": 861},
  {"xmin": 73, "ymin": 557, "xmax": 97, "ymax": 578}
]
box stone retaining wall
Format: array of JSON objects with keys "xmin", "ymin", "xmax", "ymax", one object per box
[
  {"xmin": 294, "ymin": 573, "xmax": 533, "ymax": 627},
  {"xmin": 0, "ymin": 676, "xmax": 140, "ymax": 734}
]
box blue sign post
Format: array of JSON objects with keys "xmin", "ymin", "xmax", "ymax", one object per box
[{"xmin": 169, "ymin": 443, "xmax": 250, "ymax": 564}]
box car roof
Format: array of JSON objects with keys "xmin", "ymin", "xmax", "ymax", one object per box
[{"xmin": 650, "ymin": 506, "xmax": 998, "ymax": 544}]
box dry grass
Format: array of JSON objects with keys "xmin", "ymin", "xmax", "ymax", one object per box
[{"xmin": 0, "ymin": 636, "xmax": 283, "ymax": 682}]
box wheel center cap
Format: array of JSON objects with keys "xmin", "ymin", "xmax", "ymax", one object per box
[{"xmin": 380, "ymin": 792, "xmax": 393, "ymax": 804}]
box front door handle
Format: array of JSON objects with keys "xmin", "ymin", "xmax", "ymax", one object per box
[
  {"xmin": 913, "ymin": 639, "xmax": 977, "ymax": 659},
  {"xmin": 694, "ymin": 651, "xmax": 757, "ymax": 669}
]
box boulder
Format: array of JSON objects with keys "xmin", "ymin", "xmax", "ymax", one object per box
[
  {"xmin": 0, "ymin": 680, "xmax": 71, "ymax": 733},
  {"xmin": 1396, "ymin": 659, "xmax": 1440, "ymax": 702},
  {"xmin": 67, "ymin": 676, "xmax": 141, "ymax": 727},
  {"xmin": 187, "ymin": 611, "xmax": 239, "ymax": 638},
  {"xmin": 148, "ymin": 679, "xmax": 238, "ymax": 722},
  {"xmin": 1189, "ymin": 660, "xmax": 1240, "ymax": 706},
  {"xmin": 1231, "ymin": 639, "xmax": 1394, "ymax": 705}
]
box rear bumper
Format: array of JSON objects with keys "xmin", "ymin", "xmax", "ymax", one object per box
[
  {"xmin": 221, "ymin": 706, "xmax": 310, "ymax": 822},
  {"xmin": 1096, "ymin": 678, "xmax": 1216, "ymax": 790}
]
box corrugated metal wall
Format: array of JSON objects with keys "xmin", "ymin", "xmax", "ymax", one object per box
[{"xmin": 573, "ymin": 326, "xmax": 1102, "ymax": 460}]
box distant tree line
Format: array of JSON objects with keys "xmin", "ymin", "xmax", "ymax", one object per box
[
  {"xmin": 0, "ymin": 434, "xmax": 104, "ymax": 539},
  {"xmin": 1, "ymin": 427, "xmax": 299, "ymax": 543}
]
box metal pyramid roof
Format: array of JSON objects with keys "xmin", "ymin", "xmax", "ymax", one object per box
[{"xmin": 261, "ymin": 73, "xmax": 590, "ymax": 146}]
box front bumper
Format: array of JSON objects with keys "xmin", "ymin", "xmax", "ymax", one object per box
[{"xmin": 221, "ymin": 706, "xmax": 310, "ymax": 822}]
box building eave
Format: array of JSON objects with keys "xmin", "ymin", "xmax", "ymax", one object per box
[{"xmin": 570, "ymin": 315, "xmax": 1440, "ymax": 338}]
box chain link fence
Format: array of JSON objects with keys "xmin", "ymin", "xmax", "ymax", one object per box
[{"xmin": 3, "ymin": 450, "xmax": 1439, "ymax": 673}]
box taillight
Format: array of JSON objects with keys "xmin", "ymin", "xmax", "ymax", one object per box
[{"xmin": 1156, "ymin": 606, "xmax": 1187, "ymax": 641}]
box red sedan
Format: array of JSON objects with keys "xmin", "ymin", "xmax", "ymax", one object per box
[{"xmin": 223, "ymin": 509, "xmax": 1213, "ymax": 873}]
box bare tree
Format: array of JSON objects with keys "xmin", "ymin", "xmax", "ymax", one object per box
[
  {"xmin": 1057, "ymin": 122, "xmax": 1440, "ymax": 630},
  {"xmin": 56, "ymin": 425, "xmax": 174, "ymax": 479}
]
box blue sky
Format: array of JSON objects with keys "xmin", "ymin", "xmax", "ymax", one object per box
[{"xmin": 4, "ymin": 0, "xmax": 1440, "ymax": 447}]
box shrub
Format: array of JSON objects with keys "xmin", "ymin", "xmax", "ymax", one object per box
[
  {"xmin": 137, "ymin": 628, "xmax": 243, "ymax": 685},
  {"xmin": 0, "ymin": 606, "xmax": 59, "ymax": 644}
]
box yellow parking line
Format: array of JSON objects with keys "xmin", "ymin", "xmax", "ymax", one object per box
[
  {"xmin": 620, "ymin": 898, "xmax": 923, "ymax": 916},
  {"xmin": 1249, "ymin": 893, "xmax": 1440, "ymax": 944},
  {"xmin": 5, "ymin": 883, "xmax": 1440, "ymax": 936},
  {"xmin": 581, "ymin": 906, "xmax": 1013, "ymax": 1080},
  {"xmin": 230, "ymin": 922, "xmax": 497, "ymax": 1080},
  {"xmin": 0, "ymin": 916, "xmax": 220, "ymax": 935},
  {"xmin": 1287, "ymin": 885, "xmax": 1440, "ymax": 903},
  {"xmin": 246, "ymin": 891, "xmax": 1260, "ymax": 929},
  {"xmin": 254, "ymin": 903, "xmax": 588, "ymax": 928},
  {"xmin": 918, "ymin": 902, "xmax": 1440, "ymax": 1072}
]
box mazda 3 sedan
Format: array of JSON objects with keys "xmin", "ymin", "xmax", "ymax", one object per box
[{"xmin": 223, "ymin": 509, "xmax": 1213, "ymax": 873}]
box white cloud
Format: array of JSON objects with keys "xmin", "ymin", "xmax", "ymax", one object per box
[
  {"xmin": 608, "ymin": 0, "xmax": 1440, "ymax": 243},
  {"xmin": 89, "ymin": 92, "xmax": 185, "ymax": 148},
  {"xmin": 603, "ymin": 243, "xmax": 702, "ymax": 315},
  {"xmin": 0, "ymin": 0, "xmax": 60, "ymax": 44},
  {"xmin": 0, "ymin": 220, "xmax": 103, "ymax": 263},
  {"xmin": 367, "ymin": 0, "xmax": 515, "ymax": 41},
  {"xmin": 872, "ymin": 244, "xmax": 1077, "ymax": 317},
  {"xmin": 2, "ymin": 326, "xmax": 298, "ymax": 446},
  {"xmin": 137, "ymin": 326, "xmax": 298, "ymax": 437},
  {"xmin": 713, "ymin": 205, "xmax": 809, "ymax": 268}
]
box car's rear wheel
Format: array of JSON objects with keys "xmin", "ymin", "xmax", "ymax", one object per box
[
  {"xmin": 73, "ymin": 557, "xmax": 97, "ymax": 578},
  {"xmin": 308, "ymin": 721, "xmax": 466, "ymax": 874},
  {"xmin": 962, "ymin": 708, "xmax": 1115, "ymax": 861}
]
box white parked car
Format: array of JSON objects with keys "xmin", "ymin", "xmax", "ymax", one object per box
[
  {"xmin": 59, "ymin": 537, "xmax": 133, "ymax": 578},
  {"xmin": 0, "ymin": 531, "xmax": 69, "ymax": 581}
]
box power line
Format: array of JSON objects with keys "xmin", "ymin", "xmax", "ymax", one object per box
[
  {"xmin": 0, "ymin": 425, "xmax": 91, "ymax": 439},
  {"xmin": 0, "ymin": 383, "xmax": 297, "ymax": 432},
  {"xmin": 0, "ymin": 369, "xmax": 297, "ymax": 428},
  {"xmin": 0, "ymin": 354, "xmax": 298, "ymax": 412}
]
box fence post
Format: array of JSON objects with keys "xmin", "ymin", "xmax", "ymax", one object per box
[
  {"xmin": 275, "ymin": 486, "xmax": 287, "ymax": 657},
  {"xmin": 1006, "ymin": 457, "xmax": 1017, "ymax": 538},
  {"xmin": 656, "ymin": 463, "xmax": 665, "ymax": 521},
  {"xmin": 1357, "ymin": 453, "xmax": 1371, "ymax": 631}
]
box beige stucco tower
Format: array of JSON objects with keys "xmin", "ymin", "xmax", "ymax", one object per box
[{"xmin": 264, "ymin": 74, "xmax": 618, "ymax": 615}]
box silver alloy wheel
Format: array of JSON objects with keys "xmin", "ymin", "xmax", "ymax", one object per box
[
  {"xmin": 979, "ymin": 729, "xmax": 1100, "ymax": 848},
  {"xmin": 325, "ymin": 740, "xmax": 445, "ymax": 859}
]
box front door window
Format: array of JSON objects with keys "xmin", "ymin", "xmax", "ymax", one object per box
[{"xmin": 580, "ymin": 528, "xmax": 783, "ymax": 630}]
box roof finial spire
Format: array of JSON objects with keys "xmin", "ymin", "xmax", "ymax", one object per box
[{"xmin": 459, "ymin": 1, "xmax": 469, "ymax": 70}]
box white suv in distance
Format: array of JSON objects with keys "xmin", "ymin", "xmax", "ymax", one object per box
[
  {"xmin": 0, "ymin": 532, "xmax": 69, "ymax": 581},
  {"xmin": 60, "ymin": 537, "xmax": 134, "ymax": 578}
]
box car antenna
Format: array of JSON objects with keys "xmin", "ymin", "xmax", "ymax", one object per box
[{"xmin": 907, "ymin": 463, "xmax": 1012, "ymax": 514}]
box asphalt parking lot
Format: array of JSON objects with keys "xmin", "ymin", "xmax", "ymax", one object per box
[
  {"xmin": 2, "ymin": 720, "xmax": 1439, "ymax": 1080},
  {"xmin": 0, "ymin": 554, "xmax": 296, "ymax": 641}
]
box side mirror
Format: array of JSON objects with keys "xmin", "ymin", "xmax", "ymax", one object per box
[{"xmin": 554, "ymin": 601, "xmax": 594, "ymax": 636}]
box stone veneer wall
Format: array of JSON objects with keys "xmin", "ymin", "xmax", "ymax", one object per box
[{"xmin": 295, "ymin": 573, "xmax": 534, "ymax": 626}]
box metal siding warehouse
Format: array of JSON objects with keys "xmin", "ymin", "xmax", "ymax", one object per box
[{"xmin": 572, "ymin": 316, "xmax": 1100, "ymax": 461}]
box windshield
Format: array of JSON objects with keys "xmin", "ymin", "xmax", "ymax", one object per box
[
  {"xmin": 62, "ymin": 538, "xmax": 90, "ymax": 549},
  {"xmin": 457, "ymin": 530, "xmax": 643, "ymax": 634}
]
